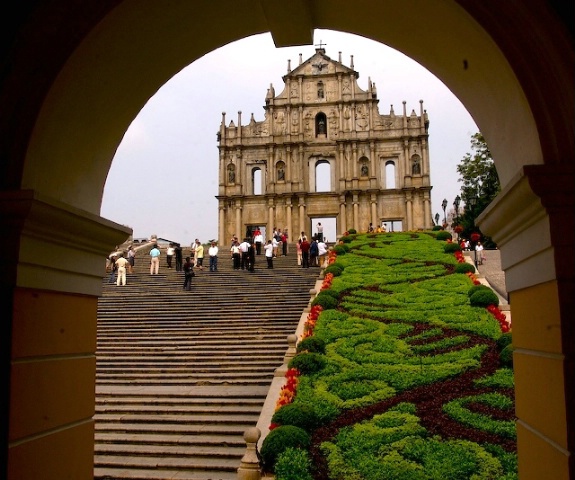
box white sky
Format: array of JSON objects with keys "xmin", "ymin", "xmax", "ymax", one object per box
[{"xmin": 101, "ymin": 30, "xmax": 478, "ymax": 246}]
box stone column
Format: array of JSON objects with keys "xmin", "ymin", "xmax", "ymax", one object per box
[{"xmin": 339, "ymin": 194, "xmax": 347, "ymax": 235}]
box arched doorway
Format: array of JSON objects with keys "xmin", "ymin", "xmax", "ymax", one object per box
[{"xmin": 1, "ymin": 2, "xmax": 572, "ymax": 479}]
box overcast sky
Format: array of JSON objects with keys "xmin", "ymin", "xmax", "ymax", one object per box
[{"xmin": 101, "ymin": 29, "xmax": 478, "ymax": 246}]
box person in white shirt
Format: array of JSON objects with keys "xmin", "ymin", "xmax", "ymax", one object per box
[
  {"xmin": 264, "ymin": 240, "xmax": 274, "ymax": 269},
  {"xmin": 208, "ymin": 241, "xmax": 219, "ymax": 272},
  {"xmin": 239, "ymin": 238, "xmax": 251, "ymax": 270},
  {"xmin": 254, "ymin": 230, "xmax": 264, "ymax": 255},
  {"xmin": 114, "ymin": 253, "xmax": 130, "ymax": 286},
  {"xmin": 166, "ymin": 243, "xmax": 175, "ymax": 268},
  {"xmin": 317, "ymin": 239, "xmax": 328, "ymax": 267}
]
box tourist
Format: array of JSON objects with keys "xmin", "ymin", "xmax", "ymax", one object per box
[
  {"xmin": 309, "ymin": 237, "xmax": 319, "ymax": 266},
  {"xmin": 316, "ymin": 222, "xmax": 323, "ymax": 240},
  {"xmin": 300, "ymin": 236, "xmax": 310, "ymax": 268},
  {"xmin": 230, "ymin": 240, "xmax": 241, "ymax": 270},
  {"xmin": 239, "ymin": 237, "xmax": 250, "ymax": 270},
  {"xmin": 208, "ymin": 241, "xmax": 218, "ymax": 272},
  {"xmin": 194, "ymin": 239, "xmax": 204, "ymax": 271},
  {"xmin": 317, "ymin": 238, "xmax": 328, "ymax": 267},
  {"xmin": 264, "ymin": 239, "xmax": 274, "ymax": 268},
  {"xmin": 149, "ymin": 244, "xmax": 161, "ymax": 275},
  {"xmin": 475, "ymin": 241, "xmax": 485, "ymax": 265},
  {"xmin": 174, "ymin": 243, "xmax": 183, "ymax": 271},
  {"xmin": 254, "ymin": 229, "xmax": 263, "ymax": 255},
  {"xmin": 114, "ymin": 252, "xmax": 129, "ymax": 286},
  {"xmin": 166, "ymin": 243, "xmax": 175, "ymax": 268},
  {"xmin": 182, "ymin": 256, "xmax": 195, "ymax": 290},
  {"xmin": 296, "ymin": 238, "xmax": 302, "ymax": 266},
  {"xmin": 127, "ymin": 245, "xmax": 136, "ymax": 274},
  {"xmin": 282, "ymin": 229, "xmax": 288, "ymax": 256}
]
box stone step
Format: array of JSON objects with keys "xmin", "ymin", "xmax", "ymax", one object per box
[{"xmin": 95, "ymin": 249, "xmax": 319, "ymax": 478}]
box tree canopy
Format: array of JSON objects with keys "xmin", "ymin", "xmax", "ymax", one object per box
[{"xmin": 456, "ymin": 133, "xmax": 500, "ymax": 247}]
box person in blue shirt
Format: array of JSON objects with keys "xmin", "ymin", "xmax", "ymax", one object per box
[{"xmin": 149, "ymin": 244, "xmax": 161, "ymax": 275}]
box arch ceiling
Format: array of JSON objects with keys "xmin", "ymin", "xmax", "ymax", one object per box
[{"xmin": 18, "ymin": 0, "xmax": 567, "ymax": 215}]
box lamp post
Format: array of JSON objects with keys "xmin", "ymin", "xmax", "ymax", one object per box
[
  {"xmin": 469, "ymin": 197, "xmax": 478, "ymax": 266},
  {"xmin": 453, "ymin": 195, "xmax": 461, "ymax": 241},
  {"xmin": 453, "ymin": 195, "xmax": 461, "ymax": 223},
  {"xmin": 441, "ymin": 199, "xmax": 447, "ymax": 225}
]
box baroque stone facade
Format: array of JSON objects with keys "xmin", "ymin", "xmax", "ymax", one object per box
[{"xmin": 216, "ymin": 47, "xmax": 432, "ymax": 242}]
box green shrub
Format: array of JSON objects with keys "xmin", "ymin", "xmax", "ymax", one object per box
[
  {"xmin": 333, "ymin": 245, "xmax": 347, "ymax": 255},
  {"xmin": 271, "ymin": 403, "xmax": 320, "ymax": 432},
  {"xmin": 500, "ymin": 344, "xmax": 514, "ymax": 368},
  {"xmin": 260, "ymin": 425, "xmax": 311, "ymax": 470},
  {"xmin": 469, "ymin": 288, "xmax": 499, "ymax": 307},
  {"xmin": 468, "ymin": 284, "xmax": 492, "ymax": 297},
  {"xmin": 496, "ymin": 332, "xmax": 513, "ymax": 351},
  {"xmin": 311, "ymin": 291, "xmax": 338, "ymax": 310},
  {"xmin": 454, "ymin": 262, "xmax": 476, "ymax": 274},
  {"xmin": 297, "ymin": 336, "xmax": 326, "ymax": 354},
  {"xmin": 274, "ymin": 447, "xmax": 314, "ymax": 480},
  {"xmin": 444, "ymin": 242, "xmax": 462, "ymax": 253},
  {"xmin": 288, "ymin": 352, "xmax": 327, "ymax": 374},
  {"xmin": 325, "ymin": 264, "xmax": 344, "ymax": 276},
  {"xmin": 347, "ymin": 229, "xmax": 357, "ymax": 234},
  {"xmin": 436, "ymin": 231, "xmax": 452, "ymax": 241},
  {"xmin": 340, "ymin": 235, "xmax": 353, "ymax": 243},
  {"xmin": 432, "ymin": 225, "xmax": 443, "ymax": 231}
]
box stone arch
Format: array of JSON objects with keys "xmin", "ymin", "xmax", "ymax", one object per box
[{"xmin": 1, "ymin": 3, "xmax": 572, "ymax": 479}]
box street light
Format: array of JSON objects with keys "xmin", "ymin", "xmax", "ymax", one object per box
[
  {"xmin": 453, "ymin": 195, "xmax": 461, "ymax": 223},
  {"xmin": 441, "ymin": 199, "xmax": 447, "ymax": 224}
]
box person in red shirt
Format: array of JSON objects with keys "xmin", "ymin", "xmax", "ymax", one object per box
[{"xmin": 300, "ymin": 236, "xmax": 311, "ymax": 268}]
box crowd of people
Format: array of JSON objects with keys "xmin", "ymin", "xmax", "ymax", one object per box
[{"xmin": 106, "ymin": 228, "xmax": 330, "ymax": 288}]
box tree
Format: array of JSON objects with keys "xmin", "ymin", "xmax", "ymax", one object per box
[{"xmin": 456, "ymin": 133, "xmax": 500, "ymax": 248}]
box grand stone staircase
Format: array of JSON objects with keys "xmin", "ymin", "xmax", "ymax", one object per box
[{"xmin": 94, "ymin": 245, "xmax": 319, "ymax": 480}]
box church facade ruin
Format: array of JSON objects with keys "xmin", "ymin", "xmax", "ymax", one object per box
[{"xmin": 216, "ymin": 47, "xmax": 432, "ymax": 242}]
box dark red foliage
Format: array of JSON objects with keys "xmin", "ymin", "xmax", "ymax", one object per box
[{"xmin": 308, "ymin": 323, "xmax": 516, "ymax": 479}]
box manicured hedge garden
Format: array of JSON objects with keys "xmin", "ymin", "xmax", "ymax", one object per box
[{"xmin": 263, "ymin": 231, "xmax": 515, "ymax": 479}]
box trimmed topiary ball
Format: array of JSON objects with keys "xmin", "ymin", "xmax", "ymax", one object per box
[
  {"xmin": 468, "ymin": 284, "xmax": 493, "ymax": 297},
  {"xmin": 333, "ymin": 245, "xmax": 347, "ymax": 255},
  {"xmin": 339, "ymin": 235, "xmax": 353, "ymax": 243},
  {"xmin": 324, "ymin": 264, "xmax": 343, "ymax": 276},
  {"xmin": 311, "ymin": 291, "xmax": 338, "ymax": 310},
  {"xmin": 454, "ymin": 262, "xmax": 476, "ymax": 274},
  {"xmin": 297, "ymin": 336, "xmax": 326, "ymax": 354},
  {"xmin": 469, "ymin": 287, "xmax": 499, "ymax": 307},
  {"xmin": 347, "ymin": 229, "xmax": 357, "ymax": 234},
  {"xmin": 260, "ymin": 425, "xmax": 311, "ymax": 471},
  {"xmin": 436, "ymin": 231, "xmax": 453, "ymax": 241},
  {"xmin": 444, "ymin": 242, "xmax": 462, "ymax": 253},
  {"xmin": 500, "ymin": 344, "xmax": 514, "ymax": 368},
  {"xmin": 274, "ymin": 447, "xmax": 313, "ymax": 480},
  {"xmin": 288, "ymin": 352, "xmax": 327, "ymax": 374},
  {"xmin": 271, "ymin": 403, "xmax": 320, "ymax": 432}
]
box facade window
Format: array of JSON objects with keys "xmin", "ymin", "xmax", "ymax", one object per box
[
  {"xmin": 317, "ymin": 81, "xmax": 324, "ymax": 98},
  {"xmin": 315, "ymin": 159, "xmax": 331, "ymax": 192},
  {"xmin": 385, "ymin": 160, "xmax": 396, "ymax": 189},
  {"xmin": 252, "ymin": 167, "xmax": 262, "ymax": 195}
]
